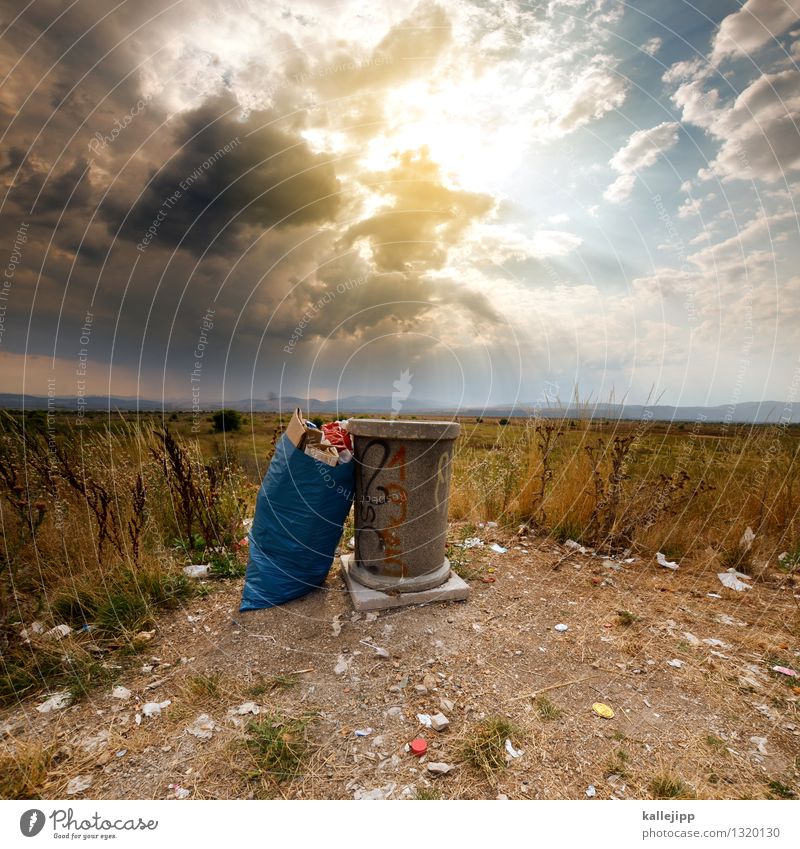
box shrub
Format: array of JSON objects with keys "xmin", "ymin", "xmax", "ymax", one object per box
[{"xmin": 212, "ymin": 409, "xmax": 242, "ymax": 433}]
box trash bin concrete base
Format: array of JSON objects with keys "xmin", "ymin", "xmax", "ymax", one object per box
[{"xmin": 340, "ymin": 553, "xmax": 469, "ymax": 612}]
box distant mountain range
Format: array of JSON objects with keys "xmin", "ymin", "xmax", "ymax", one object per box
[{"xmin": 1, "ymin": 393, "xmax": 797, "ymax": 423}]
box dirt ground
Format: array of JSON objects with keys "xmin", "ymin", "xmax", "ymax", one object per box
[{"xmin": 2, "ymin": 525, "xmax": 799, "ymax": 800}]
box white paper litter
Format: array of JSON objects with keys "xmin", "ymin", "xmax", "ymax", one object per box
[
  {"xmin": 45, "ymin": 623, "xmax": 73, "ymax": 640},
  {"xmin": 416, "ymin": 713, "xmax": 433, "ymax": 728},
  {"xmin": 565, "ymin": 539, "xmax": 588, "ymax": 554},
  {"xmin": 186, "ymin": 713, "xmax": 216, "ymax": 740},
  {"xmin": 489, "ymin": 543, "xmax": 508, "ymax": 554},
  {"xmin": 740, "ymin": 526, "xmax": 755, "ymax": 551},
  {"xmin": 461, "ymin": 537, "xmax": 484, "ymax": 549},
  {"xmin": 504, "ymin": 738, "xmax": 523, "ymax": 758},
  {"xmin": 36, "ymin": 691, "xmax": 72, "ymax": 713},
  {"xmin": 656, "ymin": 552, "xmax": 679, "ymax": 570},
  {"xmin": 718, "ymin": 571, "xmax": 751, "ymax": 591},
  {"xmin": 141, "ymin": 699, "xmax": 171, "ymax": 718},
  {"xmin": 554, "ymin": 623, "xmax": 569, "ymax": 632},
  {"xmin": 667, "ymin": 659, "xmax": 684, "ymax": 668},
  {"xmin": 331, "ymin": 615, "xmax": 343, "ymax": 637},
  {"xmin": 232, "ymin": 702, "xmax": 260, "ymax": 715},
  {"xmin": 182, "ymin": 564, "xmax": 210, "ymax": 579},
  {"xmin": 111, "ymin": 685, "xmax": 132, "ymax": 700}
]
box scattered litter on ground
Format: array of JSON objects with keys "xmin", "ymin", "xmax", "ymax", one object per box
[
  {"xmin": 365, "ymin": 611, "xmax": 378, "ymax": 622},
  {"xmin": 505, "ymin": 739, "xmax": 523, "ymax": 758},
  {"xmin": 79, "ymin": 730, "xmax": 109, "ymax": 754},
  {"xmin": 427, "ymin": 762, "xmax": 454, "ymax": 776},
  {"xmin": 331, "ymin": 614, "xmax": 343, "ymax": 637},
  {"xmin": 45, "ymin": 624, "xmax": 72, "ymax": 640},
  {"xmin": 168, "ymin": 783, "xmax": 191, "ymax": 799},
  {"xmin": 490, "ymin": 543, "xmax": 508, "ymax": 554},
  {"xmin": 111, "ymin": 685, "xmax": 131, "ymax": 700},
  {"xmin": 36, "ymin": 691, "xmax": 72, "ymax": 713},
  {"xmin": 565, "ymin": 540, "xmax": 588, "ymax": 554},
  {"xmin": 183, "ymin": 564, "xmax": 210, "ymax": 579},
  {"xmin": 772, "ymin": 666, "xmax": 797, "ymax": 678},
  {"xmin": 656, "ymin": 552, "xmax": 679, "ymax": 570},
  {"xmin": 740, "ymin": 526, "xmax": 755, "ymax": 551},
  {"xmin": 592, "ymin": 702, "xmax": 614, "ymax": 719},
  {"xmin": 717, "ymin": 613, "xmax": 747, "ymax": 627},
  {"xmin": 461, "ymin": 537, "xmax": 484, "ymax": 549},
  {"xmin": 354, "ymin": 728, "xmax": 373, "ymax": 737},
  {"xmin": 359, "ymin": 639, "xmax": 390, "ymax": 658},
  {"xmin": 703, "ymin": 638, "xmax": 728, "ymax": 648},
  {"xmin": 707, "ymin": 593, "xmax": 722, "ymax": 599},
  {"xmin": 353, "ymin": 783, "xmax": 395, "ymax": 800},
  {"xmin": 718, "ymin": 570, "xmax": 752, "ymax": 591},
  {"xmin": 417, "ymin": 713, "xmax": 433, "ymax": 727},
  {"xmin": 586, "ymin": 785, "xmax": 596, "ymax": 797},
  {"xmin": 410, "ymin": 738, "xmax": 428, "ymax": 756},
  {"xmin": 232, "ymin": 702, "xmax": 260, "ymax": 715},
  {"xmin": 554, "ymin": 623, "xmax": 568, "ymax": 632},
  {"xmin": 186, "ymin": 713, "xmax": 216, "ymax": 740},
  {"xmin": 66, "ymin": 775, "xmax": 93, "ymax": 795},
  {"xmin": 141, "ymin": 700, "xmax": 171, "ymax": 719},
  {"xmin": 750, "ymin": 736, "xmax": 768, "ymax": 756},
  {"xmin": 334, "ymin": 655, "xmax": 350, "ymax": 675},
  {"xmin": 683, "ymin": 632, "xmax": 700, "ymax": 646},
  {"xmin": 668, "ymin": 659, "xmax": 684, "ymax": 668}
]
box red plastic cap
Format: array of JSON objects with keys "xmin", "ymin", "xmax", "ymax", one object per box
[{"xmin": 410, "ymin": 738, "xmax": 427, "ymax": 756}]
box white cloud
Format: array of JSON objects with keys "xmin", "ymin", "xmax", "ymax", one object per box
[
  {"xmin": 609, "ymin": 122, "xmax": 681, "ymax": 173},
  {"xmin": 548, "ymin": 213, "xmax": 570, "ymax": 224},
  {"xmin": 674, "ymin": 69, "xmax": 800, "ymax": 181},
  {"xmin": 603, "ymin": 173, "xmax": 637, "ymax": 203},
  {"xmin": 553, "ymin": 64, "xmax": 627, "ymax": 133},
  {"xmin": 711, "ymin": 0, "xmax": 800, "ymax": 62},
  {"xmin": 642, "ymin": 37, "xmax": 662, "ymax": 56},
  {"xmin": 604, "ymin": 122, "xmax": 680, "ymax": 202}
]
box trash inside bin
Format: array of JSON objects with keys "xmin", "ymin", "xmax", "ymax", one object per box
[
  {"xmin": 347, "ymin": 418, "xmax": 460, "ymax": 593},
  {"xmin": 240, "ymin": 409, "xmax": 355, "ymax": 610}
]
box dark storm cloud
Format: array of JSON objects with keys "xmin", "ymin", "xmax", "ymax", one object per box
[{"xmin": 107, "ymin": 94, "xmax": 342, "ymax": 256}]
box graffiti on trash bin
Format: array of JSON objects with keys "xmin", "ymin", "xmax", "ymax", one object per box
[{"xmin": 357, "ymin": 439, "xmax": 408, "ymax": 577}]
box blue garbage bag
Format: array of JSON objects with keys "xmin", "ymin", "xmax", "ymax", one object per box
[{"xmin": 240, "ymin": 433, "xmax": 355, "ymax": 610}]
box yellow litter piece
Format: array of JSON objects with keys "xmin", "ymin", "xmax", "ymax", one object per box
[{"xmin": 592, "ymin": 702, "xmax": 614, "ymax": 719}]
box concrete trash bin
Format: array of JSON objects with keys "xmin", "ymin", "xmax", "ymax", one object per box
[{"xmin": 347, "ymin": 418, "xmax": 461, "ymax": 593}]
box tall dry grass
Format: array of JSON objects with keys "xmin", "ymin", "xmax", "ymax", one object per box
[
  {"xmin": 450, "ymin": 416, "xmax": 800, "ymax": 565},
  {"xmin": 0, "ymin": 413, "xmax": 254, "ymax": 705}
]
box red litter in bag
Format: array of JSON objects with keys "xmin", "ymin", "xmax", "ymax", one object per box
[{"xmin": 322, "ymin": 421, "xmax": 352, "ymax": 452}]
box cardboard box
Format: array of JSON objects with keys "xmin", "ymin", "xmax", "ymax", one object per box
[{"xmin": 285, "ymin": 407, "xmax": 307, "ymax": 448}]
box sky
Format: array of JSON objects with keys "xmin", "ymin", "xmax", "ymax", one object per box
[{"xmin": 0, "ymin": 0, "xmax": 799, "ymax": 411}]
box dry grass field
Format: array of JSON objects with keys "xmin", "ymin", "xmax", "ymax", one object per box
[{"xmin": 1, "ymin": 410, "xmax": 798, "ymax": 799}]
